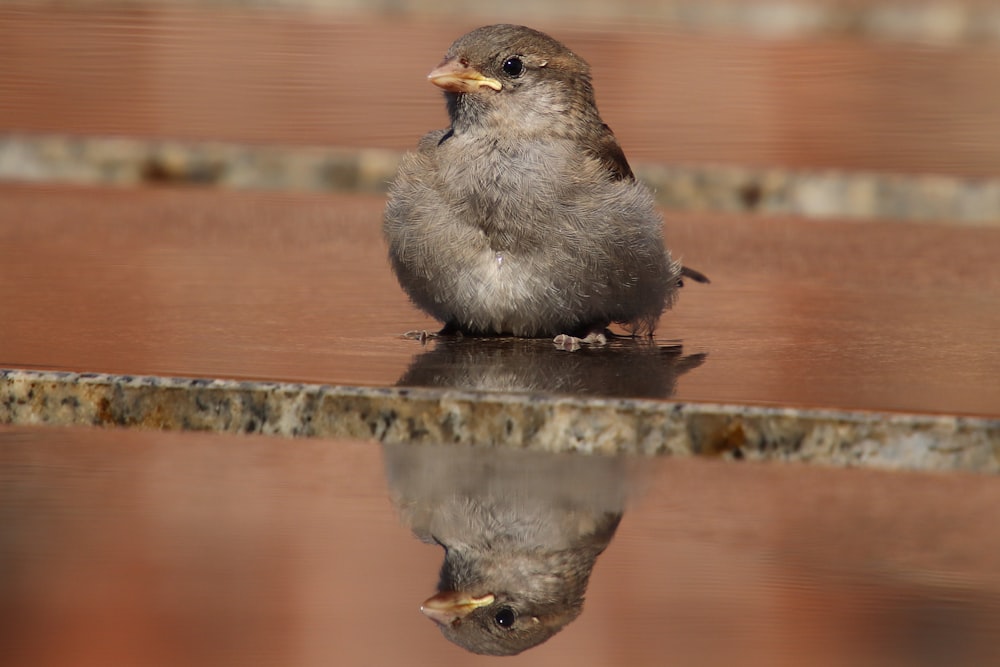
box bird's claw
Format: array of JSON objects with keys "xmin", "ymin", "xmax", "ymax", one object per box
[
  {"xmin": 553, "ymin": 331, "xmax": 607, "ymax": 352},
  {"xmin": 403, "ymin": 330, "xmax": 437, "ymax": 343}
]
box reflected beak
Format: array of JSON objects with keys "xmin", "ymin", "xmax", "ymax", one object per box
[
  {"xmin": 420, "ymin": 591, "xmax": 496, "ymax": 627},
  {"xmin": 428, "ymin": 57, "xmax": 502, "ymax": 93}
]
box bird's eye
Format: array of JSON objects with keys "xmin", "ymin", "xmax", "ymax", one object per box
[
  {"xmin": 502, "ymin": 57, "xmax": 524, "ymax": 77},
  {"xmin": 493, "ymin": 607, "xmax": 517, "ymax": 629}
]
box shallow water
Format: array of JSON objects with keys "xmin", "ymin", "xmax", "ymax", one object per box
[
  {"xmin": 1, "ymin": 424, "xmax": 998, "ymax": 666},
  {"xmin": 2, "ymin": 186, "xmax": 999, "ymax": 416}
]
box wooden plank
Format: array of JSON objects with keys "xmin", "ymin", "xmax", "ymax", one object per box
[{"xmin": 2, "ymin": 6, "xmax": 1000, "ymax": 176}]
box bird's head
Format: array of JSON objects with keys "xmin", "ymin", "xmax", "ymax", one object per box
[
  {"xmin": 420, "ymin": 587, "xmax": 582, "ymax": 656},
  {"xmin": 418, "ymin": 512, "xmax": 621, "ymax": 656},
  {"xmin": 428, "ymin": 24, "xmax": 601, "ymax": 139}
]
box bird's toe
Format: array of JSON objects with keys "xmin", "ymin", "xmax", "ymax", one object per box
[{"xmin": 553, "ymin": 330, "xmax": 608, "ymax": 351}]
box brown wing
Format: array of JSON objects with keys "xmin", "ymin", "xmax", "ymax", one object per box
[{"xmin": 587, "ymin": 123, "xmax": 635, "ymax": 182}]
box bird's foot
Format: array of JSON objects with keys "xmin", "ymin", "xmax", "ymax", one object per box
[
  {"xmin": 403, "ymin": 322, "xmax": 464, "ymax": 343},
  {"xmin": 403, "ymin": 330, "xmax": 436, "ymax": 343},
  {"xmin": 553, "ymin": 331, "xmax": 608, "ymax": 352}
]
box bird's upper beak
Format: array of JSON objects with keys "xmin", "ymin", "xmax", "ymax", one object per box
[
  {"xmin": 428, "ymin": 57, "xmax": 502, "ymax": 93},
  {"xmin": 420, "ymin": 591, "xmax": 495, "ymax": 627}
]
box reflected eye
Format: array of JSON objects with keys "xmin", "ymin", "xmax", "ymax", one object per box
[
  {"xmin": 494, "ymin": 607, "xmax": 517, "ymax": 629},
  {"xmin": 502, "ymin": 57, "xmax": 524, "ymax": 77}
]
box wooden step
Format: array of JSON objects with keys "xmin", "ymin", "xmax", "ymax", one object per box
[
  {"xmin": 2, "ymin": 5, "xmax": 999, "ymax": 177},
  {"xmin": 2, "ymin": 184, "xmax": 998, "ymax": 418}
]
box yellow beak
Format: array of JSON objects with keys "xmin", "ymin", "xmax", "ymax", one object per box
[
  {"xmin": 428, "ymin": 57, "xmax": 502, "ymax": 93},
  {"xmin": 420, "ymin": 591, "xmax": 496, "ymax": 627}
]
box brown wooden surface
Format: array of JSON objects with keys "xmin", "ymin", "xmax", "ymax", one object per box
[
  {"xmin": 1, "ymin": 424, "xmax": 998, "ymax": 667},
  {"xmin": 2, "ymin": 5, "xmax": 1000, "ymax": 176},
  {"xmin": 2, "ymin": 184, "xmax": 999, "ymax": 416}
]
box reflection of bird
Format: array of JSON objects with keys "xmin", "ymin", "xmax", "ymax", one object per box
[
  {"xmin": 397, "ymin": 337, "xmax": 706, "ymax": 399},
  {"xmin": 383, "ymin": 443, "xmax": 632, "ymax": 655},
  {"xmin": 384, "ymin": 24, "xmax": 707, "ymax": 345}
]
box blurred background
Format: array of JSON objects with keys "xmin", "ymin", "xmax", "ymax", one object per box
[{"xmin": 2, "ymin": 0, "xmax": 1000, "ymax": 223}]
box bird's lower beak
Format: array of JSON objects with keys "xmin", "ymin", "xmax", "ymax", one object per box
[
  {"xmin": 428, "ymin": 58, "xmax": 502, "ymax": 93},
  {"xmin": 420, "ymin": 591, "xmax": 495, "ymax": 627}
]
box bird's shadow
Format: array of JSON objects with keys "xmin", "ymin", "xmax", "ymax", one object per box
[{"xmin": 396, "ymin": 335, "xmax": 707, "ymax": 399}]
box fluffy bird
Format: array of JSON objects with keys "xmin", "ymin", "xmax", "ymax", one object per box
[{"xmin": 384, "ymin": 24, "xmax": 705, "ymax": 345}]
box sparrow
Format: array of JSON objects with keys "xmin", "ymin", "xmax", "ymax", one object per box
[
  {"xmin": 384, "ymin": 24, "xmax": 707, "ymax": 346},
  {"xmin": 382, "ymin": 443, "xmax": 632, "ymax": 655}
]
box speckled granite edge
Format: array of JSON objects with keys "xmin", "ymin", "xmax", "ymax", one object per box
[
  {"xmin": 3, "ymin": 134, "xmax": 999, "ymax": 225},
  {"xmin": 2, "ymin": 369, "xmax": 997, "ymax": 473}
]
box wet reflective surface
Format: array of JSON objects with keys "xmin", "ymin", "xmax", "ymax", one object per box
[
  {"xmin": 2, "ymin": 185, "xmax": 999, "ymax": 416},
  {"xmin": 2, "ymin": 424, "xmax": 999, "ymax": 666},
  {"xmin": 397, "ymin": 337, "xmax": 706, "ymax": 398}
]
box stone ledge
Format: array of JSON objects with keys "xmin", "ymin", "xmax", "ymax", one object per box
[
  {"xmin": 3, "ymin": 134, "xmax": 999, "ymax": 225},
  {"xmin": 3, "ymin": 369, "xmax": 997, "ymax": 473}
]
